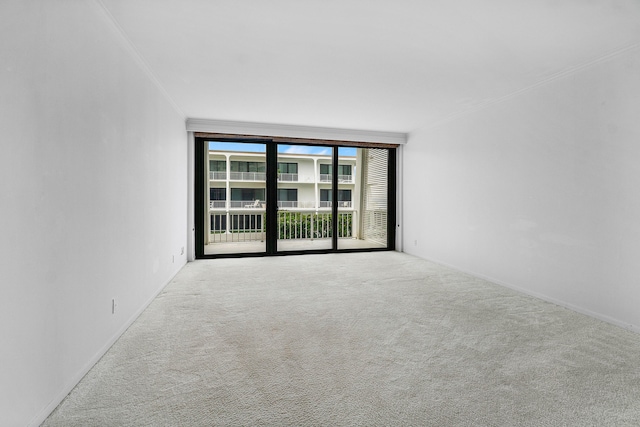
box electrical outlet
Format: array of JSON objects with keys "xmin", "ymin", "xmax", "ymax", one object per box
[
  {"xmin": 414, "ymin": 240, "xmax": 418, "ymax": 246},
  {"xmin": 112, "ymin": 298, "xmax": 117, "ymax": 314},
  {"xmin": 172, "ymin": 255, "xmax": 175, "ymax": 263},
  {"xmin": 181, "ymin": 246, "xmax": 185, "ymax": 255}
]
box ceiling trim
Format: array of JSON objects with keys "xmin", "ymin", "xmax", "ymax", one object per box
[
  {"xmin": 193, "ymin": 132, "xmax": 399, "ymax": 149},
  {"xmin": 186, "ymin": 118, "xmax": 407, "ymax": 145}
]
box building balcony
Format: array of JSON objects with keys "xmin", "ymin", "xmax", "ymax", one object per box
[
  {"xmin": 319, "ymin": 174, "xmax": 353, "ymax": 183},
  {"xmin": 210, "ymin": 200, "xmax": 353, "ymax": 210},
  {"xmin": 229, "ymin": 200, "xmax": 265, "ymax": 209},
  {"xmin": 209, "ymin": 171, "xmax": 227, "ymax": 180},
  {"xmin": 319, "ymin": 201, "xmax": 353, "ymax": 209},
  {"xmin": 210, "ymin": 200, "xmax": 265, "ymax": 209},
  {"xmin": 276, "ymin": 201, "xmax": 317, "ymax": 209},
  {"xmin": 277, "ymin": 173, "xmax": 298, "ymax": 182},
  {"xmin": 209, "ymin": 210, "xmax": 355, "ymax": 240},
  {"xmin": 229, "ymin": 171, "xmax": 266, "ymax": 181}
]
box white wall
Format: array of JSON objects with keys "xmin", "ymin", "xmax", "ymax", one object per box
[
  {"xmin": 403, "ymin": 47, "xmax": 640, "ymax": 331},
  {"xmin": 0, "ymin": 1, "xmax": 187, "ymax": 425}
]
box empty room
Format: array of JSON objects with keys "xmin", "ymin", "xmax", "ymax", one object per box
[{"xmin": 2, "ymin": 1, "xmax": 640, "ymax": 426}]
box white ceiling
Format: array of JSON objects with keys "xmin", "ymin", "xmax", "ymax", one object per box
[{"xmin": 100, "ymin": 0, "xmax": 640, "ymax": 133}]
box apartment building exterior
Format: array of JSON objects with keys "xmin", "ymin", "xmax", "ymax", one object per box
[
  {"xmin": 204, "ymin": 145, "xmax": 393, "ymax": 252},
  {"xmin": 208, "ymin": 149, "xmax": 357, "ymax": 213},
  {"xmin": 206, "ymin": 149, "xmax": 359, "ymax": 242}
]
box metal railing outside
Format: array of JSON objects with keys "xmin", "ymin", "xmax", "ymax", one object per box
[
  {"xmin": 212, "ymin": 200, "xmax": 351, "ymax": 210},
  {"xmin": 277, "ymin": 201, "xmax": 298, "ymax": 208},
  {"xmin": 229, "ymin": 200, "xmax": 265, "ymax": 209},
  {"xmin": 319, "ymin": 201, "xmax": 352, "ymax": 208},
  {"xmin": 276, "ymin": 201, "xmax": 320, "ymax": 209},
  {"xmin": 277, "ymin": 173, "xmax": 298, "ymax": 182},
  {"xmin": 209, "ymin": 210, "xmax": 354, "ymax": 243},
  {"xmin": 278, "ymin": 211, "xmax": 352, "ymax": 240},
  {"xmin": 318, "ymin": 174, "xmax": 353, "ymax": 183},
  {"xmin": 209, "ymin": 200, "xmax": 226, "ymax": 209},
  {"xmin": 209, "ymin": 212, "xmax": 265, "ymax": 243},
  {"xmin": 229, "ymin": 171, "xmax": 266, "ymax": 181},
  {"xmin": 209, "ymin": 171, "xmax": 227, "ymax": 180}
]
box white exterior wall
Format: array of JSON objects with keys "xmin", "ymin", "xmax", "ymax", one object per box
[
  {"xmin": 208, "ymin": 151, "xmax": 356, "ymax": 209},
  {"xmin": 0, "ymin": 2, "xmax": 187, "ymax": 425},
  {"xmin": 290, "ymin": 157, "xmax": 315, "ymax": 183},
  {"xmin": 231, "ymin": 153, "xmax": 267, "ymax": 163},
  {"xmin": 403, "ymin": 47, "xmax": 640, "ymax": 331}
]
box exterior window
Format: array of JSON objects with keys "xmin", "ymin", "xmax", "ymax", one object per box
[
  {"xmin": 209, "ymin": 188, "xmax": 226, "ymax": 200},
  {"xmin": 209, "ymin": 188, "xmax": 226, "ymax": 208},
  {"xmin": 230, "ymin": 161, "xmax": 266, "ymax": 172},
  {"xmin": 319, "ymin": 164, "xmax": 351, "ymax": 175},
  {"xmin": 277, "ymin": 162, "xmax": 298, "ymax": 174},
  {"xmin": 277, "ymin": 189, "xmax": 298, "ymax": 202},
  {"xmin": 209, "ymin": 160, "xmax": 226, "ymax": 171},
  {"xmin": 338, "ymin": 165, "xmax": 351, "ymax": 176},
  {"xmin": 320, "ymin": 189, "xmax": 351, "ymax": 202},
  {"xmin": 198, "ymin": 139, "xmax": 395, "ymax": 257},
  {"xmin": 320, "ymin": 189, "xmax": 352, "ymax": 207},
  {"xmin": 277, "ymin": 189, "xmax": 298, "ymax": 207},
  {"xmin": 231, "ymin": 188, "xmax": 265, "ymax": 201}
]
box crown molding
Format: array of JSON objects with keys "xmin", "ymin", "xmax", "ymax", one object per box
[
  {"xmin": 94, "ymin": 0, "xmax": 185, "ymax": 119},
  {"xmin": 186, "ymin": 118, "xmax": 407, "ymax": 145}
]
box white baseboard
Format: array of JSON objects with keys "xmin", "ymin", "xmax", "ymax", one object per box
[
  {"xmin": 29, "ymin": 261, "xmax": 188, "ymax": 427},
  {"xmin": 405, "ymin": 251, "xmax": 639, "ymax": 335}
]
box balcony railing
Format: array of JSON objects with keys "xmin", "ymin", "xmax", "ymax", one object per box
[
  {"xmin": 209, "ymin": 171, "xmax": 227, "ymax": 180},
  {"xmin": 277, "ymin": 201, "xmax": 317, "ymax": 209},
  {"xmin": 277, "ymin": 201, "xmax": 297, "ymax": 208},
  {"xmin": 277, "ymin": 173, "xmax": 298, "ymax": 182},
  {"xmin": 319, "ymin": 174, "xmax": 353, "ymax": 183},
  {"xmin": 208, "ymin": 210, "xmax": 353, "ymax": 243},
  {"xmin": 211, "ymin": 200, "xmax": 353, "ymax": 210},
  {"xmin": 212, "ymin": 171, "xmax": 349, "ymax": 183},
  {"xmin": 319, "ymin": 201, "xmax": 353, "ymax": 208},
  {"xmin": 228, "ymin": 200, "xmax": 265, "ymax": 209},
  {"xmin": 229, "ymin": 171, "xmax": 266, "ymax": 181},
  {"xmin": 209, "ymin": 212, "xmax": 265, "ymax": 243}
]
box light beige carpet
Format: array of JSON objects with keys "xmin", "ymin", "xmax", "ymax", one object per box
[{"xmin": 43, "ymin": 252, "xmax": 640, "ymax": 426}]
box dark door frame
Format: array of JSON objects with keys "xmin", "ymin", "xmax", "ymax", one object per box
[{"xmin": 194, "ymin": 134, "xmax": 396, "ymax": 259}]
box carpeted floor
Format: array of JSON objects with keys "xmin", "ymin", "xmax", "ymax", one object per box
[{"xmin": 43, "ymin": 252, "xmax": 640, "ymax": 426}]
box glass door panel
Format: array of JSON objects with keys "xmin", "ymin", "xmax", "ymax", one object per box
[
  {"xmin": 338, "ymin": 146, "xmax": 388, "ymax": 250},
  {"xmin": 196, "ymin": 136, "xmax": 394, "ymax": 258},
  {"xmin": 277, "ymin": 144, "xmax": 333, "ymax": 252},
  {"xmin": 204, "ymin": 141, "xmax": 266, "ymax": 255}
]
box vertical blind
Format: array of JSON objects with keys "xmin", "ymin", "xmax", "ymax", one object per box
[{"xmin": 361, "ymin": 148, "xmax": 388, "ymax": 245}]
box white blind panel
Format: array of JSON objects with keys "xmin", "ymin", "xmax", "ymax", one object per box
[{"xmin": 361, "ymin": 148, "xmax": 388, "ymax": 245}]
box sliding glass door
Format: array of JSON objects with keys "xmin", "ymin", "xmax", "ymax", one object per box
[
  {"xmin": 201, "ymin": 141, "xmax": 267, "ymax": 256},
  {"xmin": 337, "ymin": 146, "xmax": 389, "ymax": 250},
  {"xmin": 195, "ymin": 136, "xmax": 395, "ymax": 258},
  {"xmin": 277, "ymin": 144, "xmax": 334, "ymax": 252}
]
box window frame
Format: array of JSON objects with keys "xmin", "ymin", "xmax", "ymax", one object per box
[{"xmin": 194, "ymin": 134, "xmax": 396, "ymax": 259}]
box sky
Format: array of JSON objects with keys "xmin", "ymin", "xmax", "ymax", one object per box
[{"xmin": 208, "ymin": 142, "xmax": 356, "ymax": 157}]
